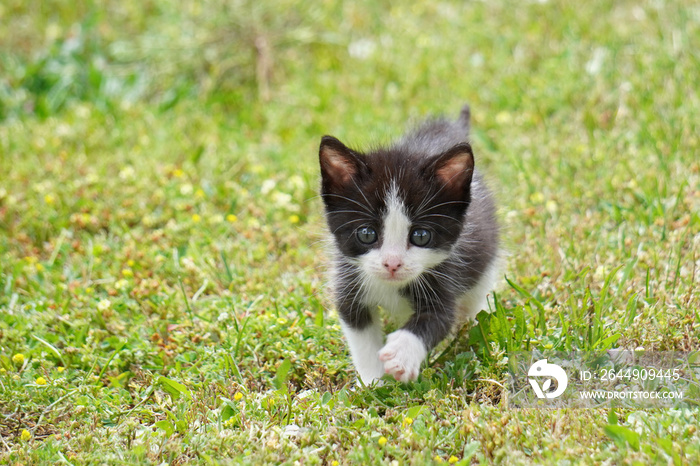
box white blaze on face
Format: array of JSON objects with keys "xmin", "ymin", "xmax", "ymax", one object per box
[
  {"xmin": 381, "ymin": 184, "xmax": 411, "ymax": 268},
  {"xmin": 359, "ymin": 183, "xmax": 449, "ymax": 286}
]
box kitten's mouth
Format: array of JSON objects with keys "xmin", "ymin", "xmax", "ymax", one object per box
[{"xmin": 379, "ymin": 272, "xmax": 413, "ymax": 285}]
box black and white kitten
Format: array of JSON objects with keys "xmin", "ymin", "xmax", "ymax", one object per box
[{"xmin": 319, "ymin": 105, "xmax": 500, "ymax": 384}]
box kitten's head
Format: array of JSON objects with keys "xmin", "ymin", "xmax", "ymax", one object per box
[{"xmin": 319, "ymin": 135, "xmax": 474, "ymax": 286}]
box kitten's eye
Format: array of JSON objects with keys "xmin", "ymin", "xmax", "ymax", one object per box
[
  {"xmin": 356, "ymin": 227, "xmax": 378, "ymax": 245},
  {"xmin": 410, "ymin": 228, "xmax": 431, "ymax": 247}
]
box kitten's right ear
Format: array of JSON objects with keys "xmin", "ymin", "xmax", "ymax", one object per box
[
  {"xmin": 319, "ymin": 136, "xmax": 364, "ymax": 190},
  {"xmin": 430, "ymin": 143, "xmax": 475, "ymax": 198}
]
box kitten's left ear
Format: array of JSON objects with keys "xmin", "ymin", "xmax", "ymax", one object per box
[{"xmin": 430, "ymin": 143, "xmax": 475, "ymax": 196}]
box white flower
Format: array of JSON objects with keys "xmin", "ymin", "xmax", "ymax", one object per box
[
  {"xmin": 85, "ymin": 172, "xmax": 99, "ymax": 184},
  {"xmin": 180, "ymin": 257, "xmax": 198, "ymax": 272},
  {"xmin": 585, "ymin": 47, "xmax": 607, "ymax": 75},
  {"xmin": 272, "ymin": 191, "xmax": 293, "ymax": 207},
  {"xmin": 288, "ymin": 175, "xmax": 305, "ymax": 190},
  {"xmin": 119, "ymin": 166, "xmax": 136, "ymax": 180},
  {"xmin": 282, "ymin": 424, "xmax": 308, "ymax": 438},
  {"xmin": 348, "ymin": 39, "xmax": 376, "ymax": 59},
  {"xmin": 97, "ymin": 299, "xmax": 111, "ymax": 311},
  {"xmin": 218, "ymin": 429, "xmax": 235, "ymax": 440},
  {"xmin": 208, "ymin": 214, "xmax": 224, "ymax": 225},
  {"xmin": 180, "ymin": 184, "xmax": 194, "ymax": 196},
  {"xmin": 261, "ymin": 179, "xmax": 276, "ymax": 195}
]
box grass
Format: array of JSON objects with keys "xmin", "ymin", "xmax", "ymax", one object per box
[{"xmin": 1, "ymin": 0, "xmax": 699, "ymax": 463}]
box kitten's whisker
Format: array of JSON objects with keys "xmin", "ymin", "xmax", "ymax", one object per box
[
  {"xmin": 416, "ymin": 200, "xmax": 469, "ymax": 216},
  {"xmin": 418, "ymin": 274, "xmax": 441, "ymax": 314},
  {"xmin": 414, "ymin": 189, "xmax": 443, "ymax": 217},
  {"xmin": 413, "ymin": 172, "xmax": 463, "ymax": 216},
  {"xmin": 426, "ymin": 269, "xmax": 464, "ymax": 290},
  {"xmin": 327, "ymin": 210, "xmax": 373, "ymax": 216},
  {"xmin": 350, "ymin": 177, "xmax": 374, "ymax": 216},
  {"xmin": 418, "ymin": 220, "xmax": 453, "ymax": 235},
  {"xmin": 421, "ymin": 213, "xmax": 464, "ymax": 224},
  {"xmin": 349, "ymin": 270, "xmax": 371, "ymax": 315},
  {"xmin": 321, "ymin": 193, "xmax": 374, "ymax": 216},
  {"xmin": 413, "ymin": 275, "xmax": 430, "ymax": 309},
  {"xmin": 332, "ymin": 218, "xmax": 368, "ymax": 234}
]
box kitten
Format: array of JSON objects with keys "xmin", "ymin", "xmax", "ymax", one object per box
[{"xmin": 319, "ymin": 105, "xmax": 500, "ymax": 384}]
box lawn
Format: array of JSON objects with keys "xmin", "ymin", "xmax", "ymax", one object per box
[{"xmin": 1, "ymin": 0, "xmax": 699, "ymax": 464}]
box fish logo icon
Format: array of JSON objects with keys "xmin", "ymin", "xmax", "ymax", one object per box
[{"xmin": 528, "ymin": 359, "xmax": 568, "ymax": 399}]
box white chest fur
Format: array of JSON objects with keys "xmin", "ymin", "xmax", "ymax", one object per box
[{"xmin": 360, "ymin": 278, "xmax": 414, "ymax": 325}]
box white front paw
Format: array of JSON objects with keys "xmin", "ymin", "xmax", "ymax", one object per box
[{"xmin": 378, "ymin": 330, "xmax": 427, "ymax": 382}]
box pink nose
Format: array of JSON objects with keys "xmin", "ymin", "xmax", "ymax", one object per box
[{"xmin": 383, "ymin": 258, "xmax": 403, "ymax": 275}]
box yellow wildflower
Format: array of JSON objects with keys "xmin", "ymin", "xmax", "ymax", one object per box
[
  {"xmin": 434, "ymin": 456, "xmax": 443, "ymax": 463},
  {"xmin": 44, "ymin": 194, "xmax": 56, "ymax": 205},
  {"xmin": 57, "ymin": 367, "xmax": 65, "ymax": 373},
  {"xmin": 36, "ymin": 377, "xmax": 47, "ymax": 385},
  {"xmin": 449, "ymin": 456, "xmax": 459, "ymax": 464},
  {"xmin": 121, "ymin": 268, "xmax": 133, "ymax": 278},
  {"xmin": 192, "ymin": 214, "xmax": 201, "ymax": 223},
  {"xmin": 20, "ymin": 429, "xmax": 32, "ymax": 441},
  {"xmin": 529, "ymin": 191, "xmax": 545, "ymax": 203},
  {"xmin": 234, "ymin": 392, "xmax": 243, "ymax": 401},
  {"xmin": 226, "ymin": 214, "xmax": 238, "ymax": 223},
  {"xmin": 173, "ymin": 168, "xmax": 184, "ymax": 178},
  {"xmin": 377, "ymin": 436, "xmax": 387, "ymax": 446},
  {"xmin": 289, "ymin": 214, "xmax": 300, "ymax": 224},
  {"xmin": 495, "ymin": 111, "xmax": 512, "ymax": 124},
  {"xmin": 12, "ymin": 353, "xmax": 25, "ymax": 365}
]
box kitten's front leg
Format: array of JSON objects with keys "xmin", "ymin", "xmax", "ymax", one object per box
[
  {"xmin": 379, "ymin": 306, "xmax": 453, "ymax": 382},
  {"xmin": 378, "ymin": 330, "xmax": 427, "ymax": 382},
  {"xmin": 339, "ymin": 313, "xmax": 385, "ymax": 385}
]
